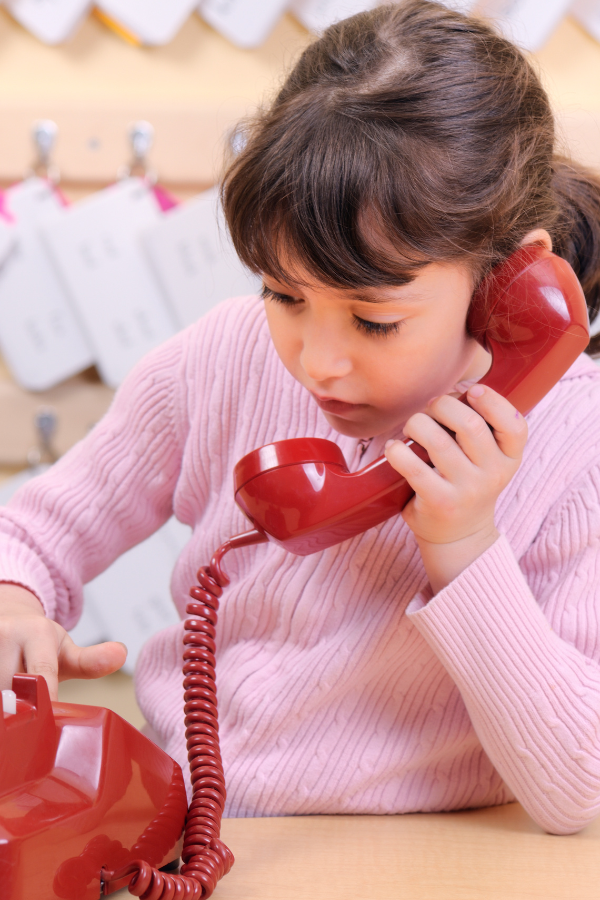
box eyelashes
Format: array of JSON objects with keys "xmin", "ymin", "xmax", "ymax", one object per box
[
  {"xmin": 353, "ymin": 318, "xmax": 403, "ymax": 337},
  {"xmin": 260, "ymin": 286, "xmax": 404, "ymax": 338},
  {"xmin": 261, "ymin": 285, "xmax": 293, "ymax": 304}
]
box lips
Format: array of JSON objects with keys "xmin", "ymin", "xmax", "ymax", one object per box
[{"xmin": 311, "ymin": 393, "xmax": 365, "ymax": 415}]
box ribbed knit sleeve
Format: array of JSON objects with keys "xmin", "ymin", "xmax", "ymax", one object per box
[
  {"xmin": 0, "ymin": 327, "xmax": 191, "ymax": 627},
  {"xmin": 407, "ymin": 459, "xmax": 600, "ymax": 835}
]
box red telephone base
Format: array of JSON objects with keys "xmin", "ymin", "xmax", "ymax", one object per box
[{"xmin": 0, "ymin": 674, "xmax": 187, "ymax": 900}]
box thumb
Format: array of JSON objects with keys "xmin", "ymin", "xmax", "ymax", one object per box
[{"xmin": 58, "ymin": 635, "xmax": 128, "ymax": 682}]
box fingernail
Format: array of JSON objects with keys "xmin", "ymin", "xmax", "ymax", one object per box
[
  {"xmin": 385, "ymin": 439, "xmax": 396, "ymax": 449},
  {"xmin": 426, "ymin": 396, "xmax": 439, "ymax": 407},
  {"xmin": 454, "ymin": 378, "xmax": 478, "ymax": 393},
  {"xmin": 468, "ymin": 384, "xmax": 485, "ymax": 398}
]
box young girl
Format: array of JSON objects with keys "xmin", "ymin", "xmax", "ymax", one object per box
[{"xmin": 1, "ymin": 0, "xmax": 599, "ymax": 837}]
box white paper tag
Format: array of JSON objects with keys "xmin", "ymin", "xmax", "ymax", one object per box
[
  {"xmin": 5, "ymin": 0, "xmax": 92, "ymax": 45},
  {"xmin": 198, "ymin": 0, "xmax": 289, "ymax": 48},
  {"xmin": 291, "ymin": 0, "xmax": 377, "ymax": 32},
  {"xmin": 571, "ymin": 0, "xmax": 600, "ymax": 43},
  {"xmin": 142, "ymin": 186, "xmax": 260, "ymax": 329},
  {"xmin": 0, "ymin": 218, "xmax": 16, "ymax": 268},
  {"xmin": 478, "ymin": 0, "xmax": 571, "ymax": 51},
  {"xmin": 435, "ymin": 0, "xmax": 478, "ymax": 11},
  {"xmin": 80, "ymin": 516, "xmax": 190, "ymax": 673},
  {"xmin": 0, "ymin": 179, "xmax": 95, "ymax": 392},
  {"xmin": 41, "ymin": 178, "xmax": 177, "ymax": 389},
  {"xmin": 96, "ymin": 0, "xmax": 198, "ymax": 45},
  {"xmin": 292, "ymin": 0, "xmax": 477, "ymax": 33}
]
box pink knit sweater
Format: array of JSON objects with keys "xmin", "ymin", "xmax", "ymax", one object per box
[{"xmin": 1, "ymin": 295, "xmax": 599, "ymax": 834}]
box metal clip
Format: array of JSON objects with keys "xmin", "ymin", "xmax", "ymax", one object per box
[
  {"xmin": 229, "ymin": 123, "xmax": 248, "ymax": 157},
  {"xmin": 30, "ymin": 120, "xmax": 60, "ymax": 184},
  {"xmin": 119, "ymin": 120, "xmax": 157, "ymax": 184},
  {"xmin": 27, "ymin": 406, "xmax": 58, "ymax": 466}
]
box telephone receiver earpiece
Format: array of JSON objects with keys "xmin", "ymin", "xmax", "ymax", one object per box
[{"xmin": 234, "ymin": 246, "xmax": 590, "ymax": 555}]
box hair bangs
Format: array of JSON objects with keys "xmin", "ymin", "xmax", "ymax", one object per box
[{"xmin": 223, "ymin": 99, "xmax": 432, "ymax": 290}]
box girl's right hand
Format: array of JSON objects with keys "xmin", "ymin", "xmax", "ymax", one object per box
[{"xmin": 0, "ymin": 584, "xmax": 127, "ymax": 701}]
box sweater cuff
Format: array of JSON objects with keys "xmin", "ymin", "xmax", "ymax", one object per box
[
  {"xmin": 405, "ymin": 533, "xmax": 555, "ymax": 678},
  {"xmin": 0, "ymin": 534, "xmax": 56, "ymax": 617}
]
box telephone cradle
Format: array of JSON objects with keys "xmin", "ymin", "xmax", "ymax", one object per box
[{"xmin": 0, "ymin": 246, "xmax": 591, "ymax": 900}]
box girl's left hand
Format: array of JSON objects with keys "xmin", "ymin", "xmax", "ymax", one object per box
[{"xmin": 384, "ymin": 384, "xmax": 528, "ymax": 591}]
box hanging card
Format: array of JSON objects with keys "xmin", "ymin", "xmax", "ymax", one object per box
[
  {"xmin": 142, "ymin": 186, "xmax": 260, "ymax": 329},
  {"xmin": 292, "ymin": 0, "xmax": 477, "ymax": 33},
  {"xmin": 291, "ymin": 0, "xmax": 377, "ymax": 32},
  {"xmin": 40, "ymin": 178, "xmax": 177, "ymax": 389},
  {"xmin": 478, "ymin": 0, "xmax": 571, "ymax": 51},
  {"xmin": 95, "ymin": 0, "xmax": 198, "ymax": 45},
  {"xmin": 81, "ymin": 517, "xmax": 191, "ymax": 673},
  {"xmin": 0, "ymin": 217, "xmax": 16, "ymax": 268},
  {"xmin": 571, "ymin": 0, "xmax": 600, "ymax": 43},
  {"xmin": 5, "ymin": 0, "xmax": 92, "ymax": 45},
  {"xmin": 0, "ymin": 179, "xmax": 94, "ymax": 392},
  {"xmin": 435, "ymin": 0, "xmax": 478, "ymax": 10},
  {"xmin": 197, "ymin": 0, "xmax": 289, "ymax": 48}
]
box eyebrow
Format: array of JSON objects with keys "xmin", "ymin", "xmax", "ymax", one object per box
[
  {"xmin": 345, "ymin": 280, "xmax": 426, "ymax": 304},
  {"xmin": 347, "ymin": 291, "xmax": 407, "ymax": 304}
]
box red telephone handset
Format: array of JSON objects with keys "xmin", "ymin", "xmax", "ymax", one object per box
[
  {"xmin": 3, "ymin": 246, "xmax": 590, "ymax": 900},
  {"xmin": 233, "ymin": 246, "xmax": 591, "ymax": 554}
]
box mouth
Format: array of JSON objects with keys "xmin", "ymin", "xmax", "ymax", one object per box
[{"xmin": 310, "ymin": 392, "xmax": 367, "ymax": 416}]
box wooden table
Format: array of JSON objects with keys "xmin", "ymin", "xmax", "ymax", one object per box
[{"xmin": 111, "ymin": 803, "xmax": 600, "ymax": 900}]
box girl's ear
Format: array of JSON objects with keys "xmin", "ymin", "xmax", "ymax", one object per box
[{"xmin": 520, "ymin": 228, "xmax": 552, "ymax": 251}]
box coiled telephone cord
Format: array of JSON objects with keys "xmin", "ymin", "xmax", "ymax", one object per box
[{"xmin": 103, "ymin": 529, "xmax": 267, "ymax": 900}]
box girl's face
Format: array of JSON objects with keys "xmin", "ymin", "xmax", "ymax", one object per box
[{"xmin": 263, "ymin": 260, "xmax": 489, "ymax": 438}]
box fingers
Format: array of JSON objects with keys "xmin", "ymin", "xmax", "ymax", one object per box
[
  {"xmin": 385, "ymin": 385, "xmax": 527, "ymax": 547},
  {"xmin": 386, "ymin": 384, "xmax": 528, "ymax": 506},
  {"xmin": 0, "ymin": 631, "xmax": 25, "ymax": 691},
  {"xmin": 0, "ymin": 585, "xmax": 46, "ymax": 690},
  {"xmin": 58, "ymin": 637, "xmax": 128, "ymax": 682},
  {"xmin": 402, "ymin": 410, "xmax": 475, "ymax": 481},
  {"xmin": 408, "ymin": 387, "xmax": 527, "ymax": 471},
  {"xmin": 21, "ymin": 617, "xmax": 63, "ymax": 700},
  {"xmin": 464, "ymin": 384, "xmax": 528, "ymax": 460},
  {"xmin": 0, "ymin": 612, "xmax": 128, "ymax": 703},
  {"xmin": 385, "ymin": 438, "xmax": 442, "ymax": 504}
]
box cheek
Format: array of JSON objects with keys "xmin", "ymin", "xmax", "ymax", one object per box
[
  {"xmin": 264, "ymin": 304, "xmax": 289, "ymax": 349},
  {"xmin": 364, "ymin": 323, "xmax": 471, "ymax": 407},
  {"xmin": 264, "ymin": 306, "xmax": 301, "ymax": 371}
]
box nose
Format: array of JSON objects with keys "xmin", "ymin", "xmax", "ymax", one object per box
[{"xmin": 299, "ymin": 326, "xmax": 353, "ymax": 383}]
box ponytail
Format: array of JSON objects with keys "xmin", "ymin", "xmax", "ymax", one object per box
[{"xmin": 551, "ymin": 157, "xmax": 600, "ymax": 356}]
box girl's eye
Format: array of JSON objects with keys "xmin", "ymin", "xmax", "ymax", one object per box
[
  {"xmin": 353, "ymin": 317, "xmax": 403, "ymax": 337},
  {"xmin": 261, "ymin": 285, "xmax": 404, "ymax": 337},
  {"xmin": 260, "ymin": 285, "xmax": 302, "ymax": 306}
]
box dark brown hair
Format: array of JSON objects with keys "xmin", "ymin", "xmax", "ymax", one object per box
[{"xmin": 222, "ymin": 0, "xmax": 600, "ymax": 355}]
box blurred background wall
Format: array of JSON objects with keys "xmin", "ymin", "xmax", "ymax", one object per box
[{"xmin": 0, "ymin": 7, "xmax": 598, "ymax": 197}]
